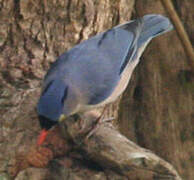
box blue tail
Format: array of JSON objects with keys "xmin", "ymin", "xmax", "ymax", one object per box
[
  {"xmin": 138, "ymin": 14, "xmax": 173, "ymax": 47},
  {"xmin": 116, "ymin": 14, "xmax": 173, "ymax": 74}
]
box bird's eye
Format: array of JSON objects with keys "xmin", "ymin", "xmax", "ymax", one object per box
[{"xmin": 61, "ymin": 87, "xmax": 68, "ymax": 104}]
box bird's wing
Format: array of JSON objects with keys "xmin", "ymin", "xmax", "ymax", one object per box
[
  {"xmin": 42, "ymin": 15, "xmax": 173, "ymax": 107},
  {"xmin": 81, "ymin": 15, "xmax": 172, "ymax": 105},
  {"xmin": 116, "ymin": 19, "xmax": 143, "ymax": 74},
  {"xmin": 42, "ymin": 19, "xmax": 144, "ymax": 106},
  {"xmin": 71, "ymin": 19, "xmax": 144, "ymax": 105},
  {"xmin": 93, "ymin": 19, "xmax": 143, "ymax": 75}
]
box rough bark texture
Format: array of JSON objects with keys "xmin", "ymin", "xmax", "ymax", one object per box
[{"xmin": 0, "ymin": 0, "xmax": 193, "ymax": 180}]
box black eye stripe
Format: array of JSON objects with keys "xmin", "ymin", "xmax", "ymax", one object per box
[{"xmin": 38, "ymin": 115, "xmax": 57, "ymax": 130}]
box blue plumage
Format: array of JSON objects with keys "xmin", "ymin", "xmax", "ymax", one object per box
[
  {"xmin": 37, "ymin": 79, "xmax": 68, "ymax": 121},
  {"xmin": 138, "ymin": 14, "xmax": 173, "ymax": 47},
  {"xmin": 37, "ymin": 14, "xmax": 173, "ymax": 128}
]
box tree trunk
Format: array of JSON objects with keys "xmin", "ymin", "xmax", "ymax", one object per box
[{"xmin": 0, "ymin": 0, "xmax": 193, "ymax": 180}]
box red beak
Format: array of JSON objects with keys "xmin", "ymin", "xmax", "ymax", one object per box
[{"xmin": 37, "ymin": 129, "xmax": 48, "ymax": 145}]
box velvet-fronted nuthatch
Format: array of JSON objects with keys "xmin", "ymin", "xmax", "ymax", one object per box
[{"xmin": 37, "ymin": 14, "xmax": 173, "ymax": 144}]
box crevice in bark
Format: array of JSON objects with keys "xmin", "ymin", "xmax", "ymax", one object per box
[
  {"xmin": 14, "ymin": 0, "xmax": 22, "ymax": 20},
  {"xmin": 66, "ymin": 0, "xmax": 71, "ymax": 23},
  {"xmin": 23, "ymin": 36, "xmax": 35, "ymax": 60},
  {"xmin": 77, "ymin": 3, "xmax": 87, "ymax": 44}
]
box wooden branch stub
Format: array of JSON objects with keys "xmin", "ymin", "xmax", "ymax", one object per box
[{"xmin": 59, "ymin": 111, "xmax": 182, "ymax": 180}]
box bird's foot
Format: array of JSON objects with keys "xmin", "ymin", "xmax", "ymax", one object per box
[{"xmin": 85, "ymin": 117, "xmax": 114, "ymax": 140}]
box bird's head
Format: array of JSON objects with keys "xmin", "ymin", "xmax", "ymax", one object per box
[{"xmin": 37, "ymin": 79, "xmax": 68, "ymax": 145}]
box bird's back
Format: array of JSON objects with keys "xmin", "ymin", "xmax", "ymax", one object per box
[{"xmin": 41, "ymin": 14, "xmax": 173, "ymax": 113}]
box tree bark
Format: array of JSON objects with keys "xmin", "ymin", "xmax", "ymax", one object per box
[{"xmin": 0, "ymin": 0, "xmax": 193, "ymax": 180}]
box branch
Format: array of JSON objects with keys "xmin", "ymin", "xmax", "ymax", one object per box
[
  {"xmin": 11, "ymin": 109, "xmax": 182, "ymax": 179},
  {"xmin": 59, "ymin": 110, "xmax": 182, "ymax": 180},
  {"xmin": 161, "ymin": 0, "xmax": 194, "ymax": 69}
]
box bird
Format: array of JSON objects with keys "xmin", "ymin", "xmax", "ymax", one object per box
[{"xmin": 37, "ymin": 14, "xmax": 173, "ymax": 145}]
